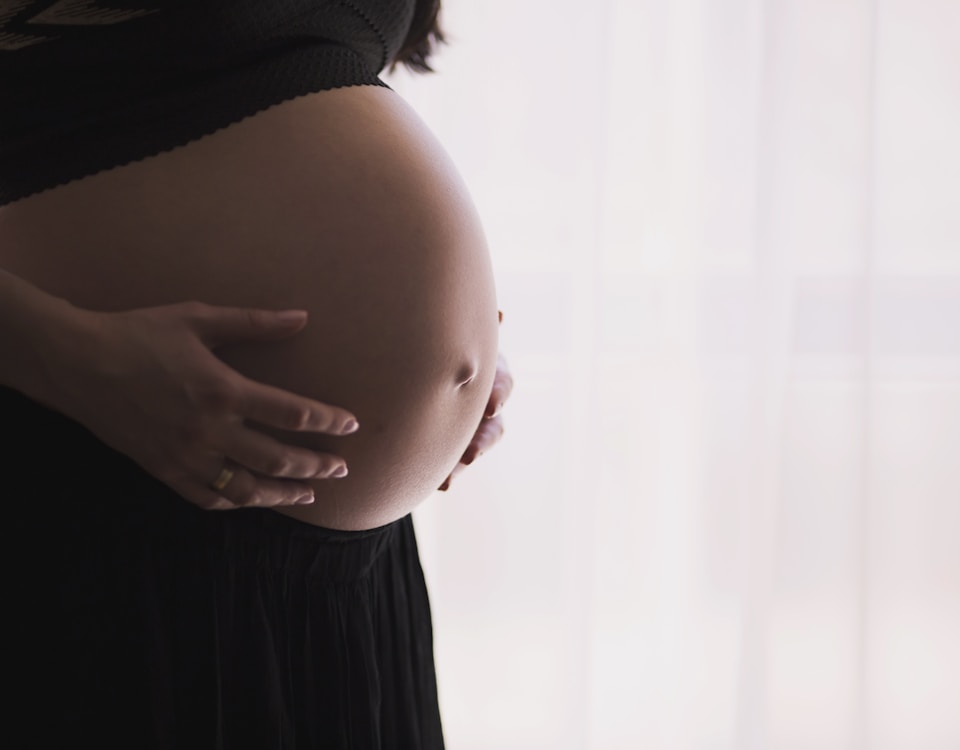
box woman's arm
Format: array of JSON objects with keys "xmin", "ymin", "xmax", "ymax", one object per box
[
  {"xmin": 0, "ymin": 268, "xmax": 359, "ymax": 509},
  {"xmin": 0, "ymin": 267, "xmax": 87, "ymax": 405}
]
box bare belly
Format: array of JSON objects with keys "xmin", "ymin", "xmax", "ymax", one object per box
[{"xmin": 0, "ymin": 86, "xmax": 499, "ymax": 530}]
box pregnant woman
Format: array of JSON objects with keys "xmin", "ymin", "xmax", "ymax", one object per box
[{"xmin": 0, "ymin": 1, "xmax": 509, "ymax": 747}]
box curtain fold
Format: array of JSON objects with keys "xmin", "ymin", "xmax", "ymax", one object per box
[{"xmin": 389, "ymin": 1, "xmax": 960, "ymax": 747}]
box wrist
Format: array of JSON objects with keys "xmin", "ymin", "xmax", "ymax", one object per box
[
  {"xmin": 0, "ymin": 270, "xmax": 104, "ymax": 411},
  {"xmin": 31, "ymin": 300, "xmax": 106, "ymax": 412}
]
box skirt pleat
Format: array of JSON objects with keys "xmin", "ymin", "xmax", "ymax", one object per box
[{"xmin": 3, "ymin": 386, "xmax": 444, "ymax": 749}]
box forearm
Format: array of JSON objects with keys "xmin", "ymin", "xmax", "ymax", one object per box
[{"xmin": 0, "ymin": 268, "xmax": 95, "ymax": 406}]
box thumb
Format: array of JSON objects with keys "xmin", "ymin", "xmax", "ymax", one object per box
[{"xmin": 189, "ymin": 305, "xmax": 308, "ymax": 348}]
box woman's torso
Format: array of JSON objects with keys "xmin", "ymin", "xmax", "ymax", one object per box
[{"xmin": 0, "ymin": 82, "xmax": 499, "ymax": 530}]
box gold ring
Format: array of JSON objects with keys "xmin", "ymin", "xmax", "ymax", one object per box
[{"xmin": 211, "ymin": 466, "xmax": 235, "ymax": 491}]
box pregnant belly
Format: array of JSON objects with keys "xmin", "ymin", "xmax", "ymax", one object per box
[{"xmin": 0, "ymin": 86, "xmax": 499, "ymax": 530}]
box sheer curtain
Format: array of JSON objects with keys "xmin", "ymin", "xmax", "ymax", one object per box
[{"xmin": 387, "ymin": 1, "xmax": 960, "ymax": 748}]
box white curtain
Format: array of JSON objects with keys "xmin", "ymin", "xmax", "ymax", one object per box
[{"xmin": 387, "ymin": 1, "xmax": 960, "ymax": 748}]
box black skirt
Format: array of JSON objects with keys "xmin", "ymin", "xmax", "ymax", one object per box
[{"xmin": 3, "ymin": 386, "xmax": 444, "ymax": 749}]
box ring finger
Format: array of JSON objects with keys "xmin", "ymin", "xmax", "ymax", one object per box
[
  {"xmin": 203, "ymin": 460, "xmax": 316, "ymax": 508},
  {"xmin": 225, "ymin": 427, "xmax": 348, "ymax": 479}
]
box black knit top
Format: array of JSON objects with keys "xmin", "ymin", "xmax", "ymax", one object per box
[{"xmin": 0, "ymin": 0, "xmax": 416, "ymax": 207}]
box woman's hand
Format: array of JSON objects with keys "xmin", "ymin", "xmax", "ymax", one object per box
[
  {"xmin": 48, "ymin": 301, "xmax": 358, "ymax": 510},
  {"xmin": 438, "ymin": 350, "xmax": 513, "ymax": 492}
]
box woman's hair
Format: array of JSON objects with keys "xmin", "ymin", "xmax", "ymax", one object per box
[{"xmin": 391, "ymin": 0, "xmax": 446, "ymax": 73}]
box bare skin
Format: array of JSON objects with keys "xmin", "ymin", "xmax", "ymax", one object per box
[
  {"xmin": 0, "ymin": 85, "xmax": 500, "ymax": 530},
  {"xmin": 439, "ymin": 349, "xmax": 513, "ymax": 492}
]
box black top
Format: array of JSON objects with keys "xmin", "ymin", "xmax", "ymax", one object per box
[{"xmin": 0, "ymin": 0, "xmax": 416, "ymax": 207}]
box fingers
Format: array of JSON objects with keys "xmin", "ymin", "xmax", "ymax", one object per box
[
  {"xmin": 440, "ymin": 353, "xmax": 512, "ymax": 491},
  {"xmin": 437, "ymin": 475, "xmax": 453, "ymax": 492},
  {"xmin": 237, "ymin": 376, "xmax": 359, "ymax": 435},
  {"xmin": 438, "ymin": 414, "xmax": 505, "ymax": 492},
  {"xmin": 180, "ymin": 303, "xmax": 360, "ymax": 433},
  {"xmin": 182, "ymin": 465, "xmax": 319, "ymax": 511},
  {"xmin": 437, "ymin": 454, "xmax": 470, "ymax": 492},
  {"xmin": 168, "ymin": 437, "xmax": 349, "ymax": 511},
  {"xmin": 164, "ymin": 411, "xmax": 353, "ymax": 510},
  {"xmin": 186, "ymin": 302, "xmax": 310, "ymax": 348},
  {"xmin": 464, "ymin": 415, "xmax": 505, "ymax": 463},
  {"xmin": 484, "ymin": 353, "xmax": 514, "ymax": 418},
  {"xmin": 225, "ymin": 428, "xmax": 348, "ymax": 480}
]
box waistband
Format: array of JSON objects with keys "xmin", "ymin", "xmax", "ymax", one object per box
[{"xmin": 1, "ymin": 385, "xmax": 404, "ymax": 583}]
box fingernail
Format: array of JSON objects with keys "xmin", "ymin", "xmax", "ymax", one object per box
[
  {"xmin": 341, "ymin": 418, "xmax": 359, "ymax": 434},
  {"xmin": 330, "ymin": 464, "xmax": 348, "ymax": 478},
  {"xmin": 438, "ymin": 480, "xmax": 450, "ymax": 492},
  {"xmin": 295, "ymin": 493, "xmax": 315, "ymax": 505},
  {"xmin": 276, "ymin": 310, "xmax": 307, "ymax": 322}
]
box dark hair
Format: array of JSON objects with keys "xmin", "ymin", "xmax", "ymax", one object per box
[{"xmin": 391, "ymin": 0, "xmax": 446, "ymax": 73}]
